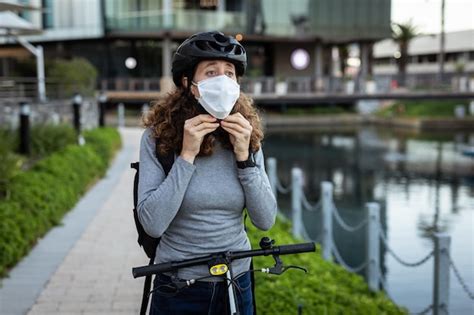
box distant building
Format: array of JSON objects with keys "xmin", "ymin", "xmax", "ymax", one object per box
[
  {"xmin": 1, "ymin": 0, "xmax": 392, "ymax": 95},
  {"xmin": 373, "ymin": 30, "xmax": 474, "ymax": 88}
]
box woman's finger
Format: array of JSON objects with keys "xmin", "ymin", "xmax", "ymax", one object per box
[
  {"xmin": 223, "ymin": 114, "xmax": 250, "ymax": 127},
  {"xmin": 196, "ymin": 126, "xmax": 219, "ymax": 138},
  {"xmin": 221, "ymin": 125, "xmax": 240, "ymax": 138},
  {"xmin": 221, "ymin": 121, "xmax": 251, "ymax": 135},
  {"xmin": 192, "ymin": 122, "xmax": 220, "ymax": 132}
]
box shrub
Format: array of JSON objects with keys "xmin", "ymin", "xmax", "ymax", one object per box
[
  {"xmin": 0, "ymin": 130, "xmax": 21, "ymax": 199},
  {"xmin": 30, "ymin": 124, "xmax": 77, "ymax": 157},
  {"xmin": 0, "ymin": 127, "xmax": 121, "ymax": 277},
  {"xmin": 248, "ymin": 216, "xmax": 407, "ymax": 314}
]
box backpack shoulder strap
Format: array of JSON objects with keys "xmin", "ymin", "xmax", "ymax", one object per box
[
  {"xmin": 131, "ymin": 162, "xmax": 140, "ymax": 209},
  {"xmin": 155, "ymin": 138, "xmax": 174, "ymax": 176}
]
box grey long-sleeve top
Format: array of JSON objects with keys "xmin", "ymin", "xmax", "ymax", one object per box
[{"xmin": 137, "ymin": 128, "xmax": 277, "ymax": 280}]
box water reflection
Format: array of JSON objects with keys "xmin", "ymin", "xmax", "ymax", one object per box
[{"xmin": 263, "ymin": 125, "xmax": 474, "ymax": 313}]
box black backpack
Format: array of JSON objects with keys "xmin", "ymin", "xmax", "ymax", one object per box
[
  {"xmin": 131, "ymin": 140, "xmax": 257, "ymax": 315},
  {"xmin": 131, "ymin": 139, "xmax": 174, "ymax": 315}
]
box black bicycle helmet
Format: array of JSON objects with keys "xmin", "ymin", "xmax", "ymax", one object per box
[{"xmin": 172, "ymin": 31, "xmax": 247, "ymax": 87}]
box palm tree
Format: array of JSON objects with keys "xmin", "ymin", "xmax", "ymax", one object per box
[{"xmin": 392, "ymin": 22, "xmax": 419, "ymax": 87}]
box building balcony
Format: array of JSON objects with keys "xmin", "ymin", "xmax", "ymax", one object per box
[{"xmin": 105, "ymin": 10, "xmax": 246, "ymax": 34}]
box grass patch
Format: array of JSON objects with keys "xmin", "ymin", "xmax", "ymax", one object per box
[{"xmin": 376, "ymin": 100, "xmax": 469, "ymax": 118}]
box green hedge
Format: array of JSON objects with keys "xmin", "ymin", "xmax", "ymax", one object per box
[
  {"xmin": 0, "ymin": 124, "xmax": 78, "ymax": 198},
  {"xmin": 248, "ymin": 216, "xmax": 407, "ymax": 315},
  {"xmin": 377, "ymin": 100, "xmax": 469, "ymax": 118},
  {"xmin": 30, "ymin": 124, "xmax": 77, "ymax": 157},
  {"xmin": 0, "ymin": 128, "xmax": 121, "ymax": 277}
]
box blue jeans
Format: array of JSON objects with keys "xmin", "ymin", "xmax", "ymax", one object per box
[{"xmin": 149, "ymin": 271, "xmax": 254, "ymax": 315}]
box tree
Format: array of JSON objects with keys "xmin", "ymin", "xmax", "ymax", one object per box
[
  {"xmin": 392, "ymin": 21, "xmax": 419, "ymax": 87},
  {"xmin": 47, "ymin": 58, "xmax": 98, "ymax": 97}
]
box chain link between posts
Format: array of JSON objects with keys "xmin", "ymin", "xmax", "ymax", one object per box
[
  {"xmin": 301, "ymin": 193, "xmax": 321, "ymax": 212},
  {"xmin": 379, "ymin": 230, "xmax": 434, "ymax": 267},
  {"xmin": 331, "ymin": 234, "xmax": 368, "ymax": 273},
  {"xmin": 446, "ymin": 250, "xmax": 474, "ymax": 300},
  {"xmin": 275, "ymin": 176, "xmax": 291, "ymax": 194},
  {"xmin": 331, "ymin": 202, "xmax": 368, "ymax": 232}
]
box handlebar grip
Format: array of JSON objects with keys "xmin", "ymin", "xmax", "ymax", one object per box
[
  {"xmin": 132, "ymin": 262, "xmax": 173, "ymax": 278},
  {"xmin": 278, "ymin": 242, "xmax": 315, "ymax": 255}
]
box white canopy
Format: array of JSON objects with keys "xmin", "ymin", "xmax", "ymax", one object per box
[
  {"xmin": 0, "ymin": 11, "xmax": 42, "ymax": 36},
  {"xmin": 0, "ymin": 1, "xmax": 41, "ymax": 12}
]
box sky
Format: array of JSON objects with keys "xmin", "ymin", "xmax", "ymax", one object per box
[{"xmin": 391, "ymin": 0, "xmax": 474, "ymax": 34}]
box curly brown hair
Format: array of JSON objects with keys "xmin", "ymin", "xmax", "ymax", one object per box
[{"xmin": 142, "ymin": 87, "xmax": 264, "ymax": 157}]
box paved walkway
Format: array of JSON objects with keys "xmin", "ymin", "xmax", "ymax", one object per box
[{"xmin": 0, "ymin": 128, "xmax": 149, "ymax": 315}]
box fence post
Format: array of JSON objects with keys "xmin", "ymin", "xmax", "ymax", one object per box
[
  {"xmin": 433, "ymin": 233, "xmax": 450, "ymax": 315},
  {"xmin": 321, "ymin": 181, "xmax": 333, "ymax": 261},
  {"xmin": 18, "ymin": 102, "xmax": 30, "ymax": 155},
  {"xmin": 142, "ymin": 103, "xmax": 150, "ymax": 115},
  {"xmin": 72, "ymin": 93, "xmax": 82, "ymax": 135},
  {"xmin": 118, "ymin": 103, "xmax": 125, "ymax": 128},
  {"xmin": 291, "ymin": 167, "xmax": 303, "ymax": 238},
  {"xmin": 98, "ymin": 92, "xmax": 107, "ymax": 127},
  {"xmin": 366, "ymin": 202, "xmax": 380, "ymax": 291},
  {"xmin": 266, "ymin": 157, "xmax": 278, "ymax": 199}
]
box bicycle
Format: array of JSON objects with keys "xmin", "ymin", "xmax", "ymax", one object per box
[{"xmin": 132, "ymin": 237, "xmax": 316, "ymax": 315}]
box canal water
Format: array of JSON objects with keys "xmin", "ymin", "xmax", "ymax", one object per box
[{"xmin": 262, "ymin": 125, "xmax": 474, "ymax": 315}]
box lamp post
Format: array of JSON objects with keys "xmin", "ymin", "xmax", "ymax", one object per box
[{"xmin": 18, "ymin": 101, "xmax": 30, "ymax": 155}]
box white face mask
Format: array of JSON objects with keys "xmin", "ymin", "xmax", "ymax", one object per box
[{"xmin": 193, "ymin": 75, "xmax": 240, "ymax": 119}]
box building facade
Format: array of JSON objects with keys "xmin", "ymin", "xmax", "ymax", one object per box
[
  {"xmin": 1, "ymin": 0, "xmax": 392, "ymax": 95},
  {"xmin": 373, "ymin": 30, "xmax": 474, "ymax": 89}
]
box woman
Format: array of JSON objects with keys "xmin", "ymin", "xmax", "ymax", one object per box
[{"xmin": 137, "ymin": 31, "xmax": 277, "ymax": 315}]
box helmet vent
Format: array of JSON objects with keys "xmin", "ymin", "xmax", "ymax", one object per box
[
  {"xmin": 213, "ymin": 33, "xmax": 228, "ymax": 43},
  {"xmin": 234, "ymin": 46, "xmax": 243, "ymax": 55},
  {"xmin": 195, "ymin": 40, "xmax": 209, "ymax": 51}
]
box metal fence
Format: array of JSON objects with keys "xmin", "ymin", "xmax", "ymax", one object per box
[{"xmin": 266, "ymin": 157, "xmax": 474, "ymax": 315}]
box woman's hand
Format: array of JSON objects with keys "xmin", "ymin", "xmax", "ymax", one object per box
[
  {"xmin": 180, "ymin": 114, "xmax": 219, "ymax": 163},
  {"xmin": 220, "ymin": 113, "xmax": 253, "ymax": 161}
]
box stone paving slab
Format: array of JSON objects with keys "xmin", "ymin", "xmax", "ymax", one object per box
[{"xmin": 0, "ymin": 128, "xmax": 148, "ymax": 315}]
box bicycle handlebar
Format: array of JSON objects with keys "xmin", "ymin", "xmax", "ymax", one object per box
[{"xmin": 132, "ymin": 242, "xmax": 315, "ymax": 278}]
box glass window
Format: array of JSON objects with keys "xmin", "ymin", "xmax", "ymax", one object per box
[
  {"xmin": 41, "ymin": 0, "xmax": 54, "ymax": 29},
  {"xmin": 18, "ymin": 0, "xmax": 31, "ymax": 21}
]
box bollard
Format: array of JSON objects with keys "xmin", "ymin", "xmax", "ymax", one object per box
[
  {"xmin": 72, "ymin": 93, "xmax": 83, "ymax": 135},
  {"xmin": 433, "ymin": 234, "xmax": 450, "ymax": 315},
  {"xmin": 118, "ymin": 103, "xmax": 125, "ymax": 128},
  {"xmin": 291, "ymin": 167, "xmax": 303, "ymax": 238},
  {"xmin": 366, "ymin": 202, "xmax": 380, "ymax": 291},
  {"xmin": 18, "ymin": 102, "xmax": 30, "ymax": 155},
  {"xmin": 141, "ymin": 103, "xmax": 150, "ymax": 116},
  {"xmin": 98, "ymin": 92, "xmax": 107, "ymax": 127},
  {"xmin": 321, "ymin": 181, "xmax": 333, "ymax": 261},
  {"xmin": 266, "ymin": 157, "xmax": 278, "ymax": 199}
]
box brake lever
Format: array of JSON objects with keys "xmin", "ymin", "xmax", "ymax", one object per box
[
  {"xmin": 261, "ymin": 254, "xmax": 308, "ymax": 275},
  {"xmin": 282, "ymin": 265, "xmax": 308, "ymax": 273}
]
